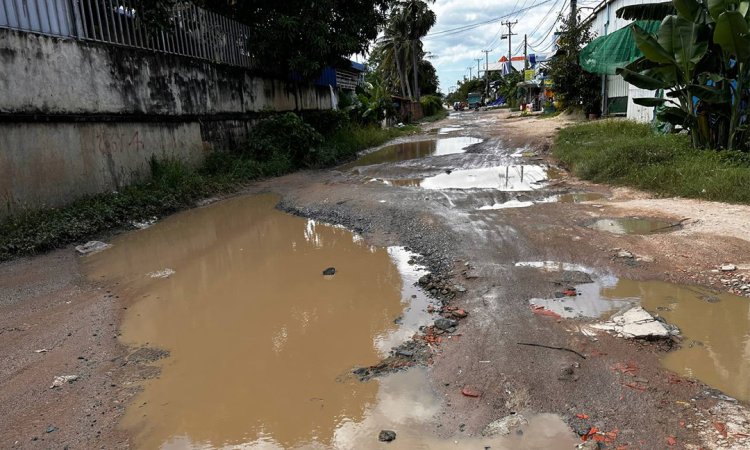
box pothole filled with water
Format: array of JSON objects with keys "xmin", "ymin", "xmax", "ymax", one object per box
[
  {"xmin": 342, "ymin": 137, "xmax": 482, "ymax": 170},
  {"xmin": 555, "ymin": 192, "xmax": 605, "ymax": 203},
  {"xmin": 437, "ymin": 126, "xmax": 465, "ymax": 134},
  {"xmin": 84, "ymin": 194, "xmax": 446, "ymax": 449},
  {"xmin": 519, "ymin": 261, "xmax": 750, "ymax": 403},
  {"xmin": 588, "ymin": 217, "xmax": 679, "ymax": 235},
  {"xmin": 518, "ymin": 262, "xmax": 636, "ymax": 319},
  {"xmin": 384, "ymin": 165, "xmax": 552, "ymax": 191},
  {"xmin": 623, "ymin": 281, "xmax": 750, "ymax": 402}
]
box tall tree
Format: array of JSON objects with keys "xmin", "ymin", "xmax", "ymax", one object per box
[
  {"xmin": 547, "ymin": 15, "xmax": 601, "ymax": 114},
  {"xmin": 196, "ymin": 0, "xmax": 391, "ymax": 79},
  {"xmin": 400, "ymin": 0, "xmax": 436, "ymax": 100},
  {"xmin": 378, "ymin": 11, "xmax": 413, "ymax": 98}
]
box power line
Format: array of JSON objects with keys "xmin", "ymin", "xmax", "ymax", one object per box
[
  {"xmin": 527, "ymin": 2, "xmax": 568, "ymax": 49},
  {"xmin": 424, "ymin": 0, "xmax": 555, "ymax": 39}
]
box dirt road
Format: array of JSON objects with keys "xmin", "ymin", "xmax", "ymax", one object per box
[{"xmin": 2, "ymin": 109, "xmax": 750, "ymax": 449}]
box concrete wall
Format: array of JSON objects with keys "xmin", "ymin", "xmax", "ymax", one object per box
[
  {"xmin": 0, "ymin": 122, "xmax": 204, "ymax": 213},
  {"xmin": 0, "ymin": 29, "xmax": 336, "ymax": 215},
  {"xmin": 0, "ymin": 29, "xmax": 334, "ymax": 116}
]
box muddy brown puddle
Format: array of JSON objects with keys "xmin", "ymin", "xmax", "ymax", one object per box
[
  {"xmin": 589, "ymin": 217, "xmax": 678, "ymax": 235},
  {"xmin": 615, "ymin": 281, "xmax": 750, "ymax": 403},
  {"xmin": 521, "ymin": 262, "xmax": 750, "ymax": 403},
  {"xmin": 84, "ymin": 195, "xmax": 578, "ymax": 449},
  {"xmin": 342, "ymin": 137, "xmax": 481, "ymax": 170}
]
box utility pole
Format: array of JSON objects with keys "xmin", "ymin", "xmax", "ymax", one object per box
[
  {"xmin": 500, "ymin": 20, "xmax": 518, "ymax": 71},
  {"xmin": 482, "ymin": 49, "xmax": 492, "ymax": 96},
  {"xmin": 475, "ymin": 58, "xmax": 482, "ymax": 80},
  {"xmin": 524, "ymin": 34, "xmax": 528, "ymax": 70},
  {"xmin": 570, "ymin": 0, "xmax": 577, "ymax": 26},
  {"xmin": 467, "ymin": 67, "xmax": 473, "ymax": 80}
]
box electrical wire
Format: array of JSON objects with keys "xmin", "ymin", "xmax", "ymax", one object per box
[
  {"xmin": 424, "ymin": 0, "xmax": 555, "ymax": 40},
  {"xmin": 527, "ymin": 2, "xmax": 567, "ymax": 49}
]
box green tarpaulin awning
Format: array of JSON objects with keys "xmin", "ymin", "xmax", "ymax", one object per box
[{"xmin": 580, "ymin": 20, "xmax": 661, "ymax": 75}]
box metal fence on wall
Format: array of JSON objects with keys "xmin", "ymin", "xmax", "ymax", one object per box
[{"xmin": 0, "ymin": 0, "xmax": 253, "ymax": 68}]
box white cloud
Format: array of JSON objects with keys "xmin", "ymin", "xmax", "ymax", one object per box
[{"xmin": 424, "ymin": 0, "xmax": 571, "ymax": 92}]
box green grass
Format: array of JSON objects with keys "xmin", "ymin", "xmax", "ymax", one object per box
[
  {"xmin": 419, "ymin": 109, "xmax": 449, "ymax": 123},
  {"xmin": 553, "ymin": 120, "xmax": 750, "ymax": 203},
  {"xmin": 0, "ymin": 122, "xmax": 416, "ymax": 261}
]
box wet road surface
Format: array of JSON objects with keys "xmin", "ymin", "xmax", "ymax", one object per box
[{"xmin": 27, "ymin": 109, "xmax": 749, "ymax": 449}]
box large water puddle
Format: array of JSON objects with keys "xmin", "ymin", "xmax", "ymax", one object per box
[
  {"xmin": 521, "ymin": 263, "xmax": 750, "ymax": 402},
  {"xmin": 342, "ymin": 137, "xmax": 481, "ymax": 170},
  {"xmin": 385, "ymin": 165, "xmax": 551, "ymax": 191},
  {"xmin": 84, "ymin": 194, "xmax": 443, "ymax": 449},
  {"xmin": 620, "ymin": 281, "xmax": 750, "ymax": 402},
  {"xmin": 477, "ymin": 192, "xmax": 606, "ymax": 210},
  {"xmin": 589, "ymin": 217, "xmax": 677, "ymax": 235}
]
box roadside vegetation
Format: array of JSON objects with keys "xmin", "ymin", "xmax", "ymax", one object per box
[
  {"xmin": 0, "ymin": 112, "xmax": 417, "ymax": 261},
  {"xmin": 554, "ymin": 120, "xmax": 750, "ymax": 203}
]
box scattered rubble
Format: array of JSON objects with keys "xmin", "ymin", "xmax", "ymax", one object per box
[
  {"xmin": 131, "ymin": 216, "xmax": 158, "ymax": 229},
  {"xmin": 147, "ymin": 269, "xmax": 176, "ymax": 279},
  {"xmin": 378, "ymin": 430, "xmax": 397, "ymax": 442},
  {"xmin": 482, "ymin": 414, "xmax": 528, "ymax": 436},
  {"xmin": 196, "ymin": 197, "xmax": 220, "ymax": 207},
  {"xmin": 50, "ymin": 375, "xmax": 78, "ymax": 388},
  {"xmin": 592, "ymin": 307, "xmax": 676, "ymax": 339},
  {"xmin": 434, "ymin": 318, "xmax": 457, "ymax": 331},
  {"xmin": 322, "ymin": 267, "xmax": 336, "ymax": 276},
  {"xmin": 461, "ymin": 386, "xmax": 481, "ymax": 398},
  {"xmin": 74, "ymin": 241, "xmax": 111, "ymax": 255}
]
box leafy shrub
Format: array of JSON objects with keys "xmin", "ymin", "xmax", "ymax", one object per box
[
  {"xmin": 245, "ymin": 112, "xmax": 324, "ymax": 167},
  {"xmin": 420, "ymin": 95, "xmax": 444, "ymax": 117},
  {"xmin": 300, "ymin": 109, "xmax": 351, "ymax": 137}
]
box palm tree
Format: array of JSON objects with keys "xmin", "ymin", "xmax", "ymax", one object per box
[
  {"xmin": 400, "ymin": 0, "xmax": 436, "ymax": 101},
  {"xmin": 379, "ymin": 13, "xmax": 412, "ymax": 99}
]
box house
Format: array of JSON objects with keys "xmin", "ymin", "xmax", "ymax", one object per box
[{"xmin": 580, "ymin": 0, "xmax": 662, "ymax": 121}]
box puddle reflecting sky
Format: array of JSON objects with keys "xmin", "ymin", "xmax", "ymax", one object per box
[
  {"xmin": 522, "ymin": 264, "xmax": 750, "ymax": 402},
  {"xmin": 84, "ymin": 194, "xmax": 436, "ymax": 449},
  {"xmin": 477, "ymin": 192, "xmax": 606, "ymax": 210},
  {"xmin": 342, "ymin": 137, "xmax": 481, "ymax": 169},
  {"xmin": 387, "ymin": 165, "xmax": 550, "ymax": 191},
  {"xmin": 619, "ymin": 281, "xmax": 750, "ymax": 402}
]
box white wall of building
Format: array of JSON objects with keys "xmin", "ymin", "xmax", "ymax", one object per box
[{"xmin": 584, "ymin": 0, "xmax": 657, "ymax": 121}]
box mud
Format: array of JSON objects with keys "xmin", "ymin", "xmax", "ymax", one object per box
[
  {"xmin": 4, "ymin": 108, "xmax": 750, "ymax": 450},
  {"xmin": 589, "ymin": 217, "xmax": 679, "ymax": 235},
  {"xmin": 83, "ymin": 194, "xmax": 437, "ymax": 449},
  {"xmin": 342, "ymin": 136, "xmax": 481, "ymax": 170},
  {"xmin": 633, "ymin": 281, "xmax": 750, "ymax": 402}
]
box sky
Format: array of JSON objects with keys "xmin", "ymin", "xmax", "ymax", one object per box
[{"xmin": 423, "ymin": 0, "xmax": 602, "ymax": 93}]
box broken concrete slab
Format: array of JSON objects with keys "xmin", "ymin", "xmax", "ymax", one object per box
[
  {"xmin": 482, "ymin": 414, "xmax": 528, "ymax": 436},
  {"xmin": 592, "ymin": 306, "xmax": 675, "ymax": 339}
]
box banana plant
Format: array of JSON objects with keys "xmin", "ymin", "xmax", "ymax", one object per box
[{"xmin": 616, "ymin": 0, "xmax": 750, "ymax": 150}]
